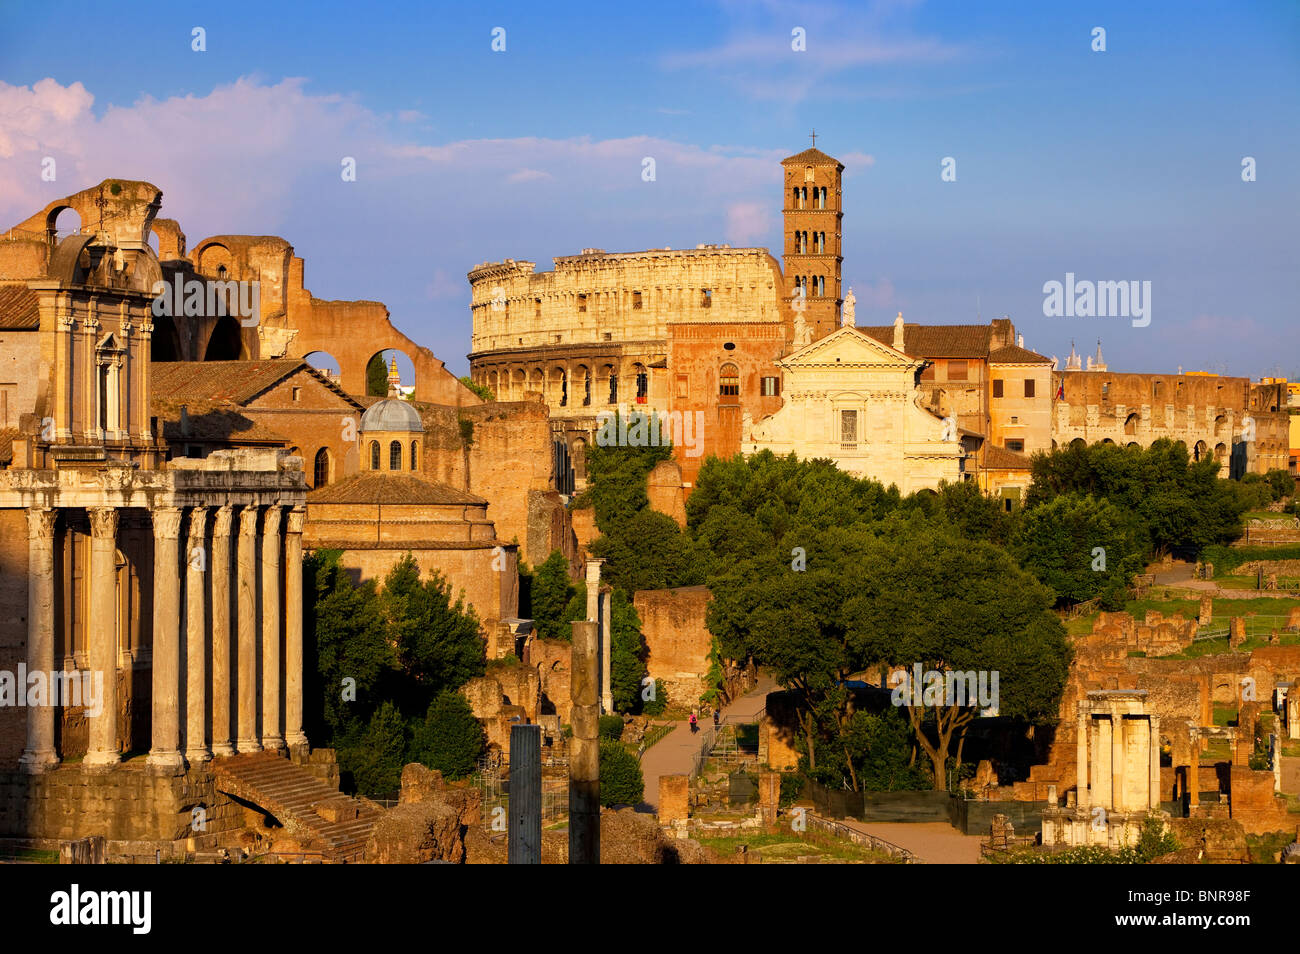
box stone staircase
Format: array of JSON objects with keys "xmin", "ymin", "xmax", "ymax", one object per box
[{"xmin": 213, "ymin": 751, "xmax": 383, "ymax": 862}]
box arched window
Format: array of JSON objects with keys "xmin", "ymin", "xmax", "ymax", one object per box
[
  {"xmin": 313, "ymin": 447, "xmax": 330, "ymax": 487},
  {"xmin": 410, "ymin": 440, "xmax": 418, "ymax": 470},
  {"xmin": 389, "ymin": 440, "xmax": 402, "ymax": 470},
  {"xmin": 719, "ymin": 364, "xmax": 739, "ymax": 398},
  {"xmin": 370, "ymin": 441, "xmax": 380, "ymax": 470},
  {"xmin": 1124, "ymin": 412, "xmax": 1139, "ymax": 435}
]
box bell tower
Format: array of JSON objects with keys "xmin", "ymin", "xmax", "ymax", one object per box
[{"xmin": 782, "ymin": 135, "xmax": 844, "ymax": 342}]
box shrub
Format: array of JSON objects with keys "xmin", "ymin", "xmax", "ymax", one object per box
[
  {"xmin": 410, "ymin": 691, "xmax": 486, "ymax": 780},
  {"xmin": 598, "ymin": 740, "xmax": 644, "ymax": 807},
  {"xmin": 642, "ymin": 678, "xmax": 668, "ymax": 716},
  {"xmin": 598, "ymin": 714, "xmax": 625, "ymax": 741}
]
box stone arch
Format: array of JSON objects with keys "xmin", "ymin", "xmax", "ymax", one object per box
[
  {"xmin": 1194, "ymin": 440, "xmax": 1208, "ymax": 462},
  {"xmin": 631, "ymin": 362, "xmax": 648, "ymax": 403},
  {"xmin": 1070, "ymin": 438, "xmax": 1086, "ymax": 450},
  {"xmin": 1124, "ymin": 412, "xmax": 1139, "ymax": 435},
  {"xmin": 1101, "ymin": 438, "xmax": 1115, "ymax": 445},
  {"xmin": 549, "ymin": 366, "xmax": 568, "ymax": 407},
  {"xmin": 303, "ymin": 351, "xmax": 343, "ymax": 388},
  {"xmin": 529, "ymin": 367, "xmax": 544, "ymax": 397},
  {"xmin": 47, "ymin": 205, "xmax": 81, "ymax": 242},
  {"xmin": 1214, "ymin": 413, "xmax": 1228, "ymax": 432},
  {"xmin": 1126, "ymin": 441, "xmax": 1140, "ymax": 450},
  {"xmin": 571, "ymin": 435, "xmax": 588, "ymax": 481},
  {"xmin": 575, "ymin": 364, "xmax": 591, "ymax": 406},
  {"xmin": 510, "ymin": 368, "xmax": 526, "ymax": 400},
  {"xmin": 488, "ymin": 369, "xmax": 500, "ymax": 398},
  {"xmin": 599, "ymin": 363, "xmax": 617, "ymax": 405},
  {"xmin": 367, "ymin": 348, "xmax": 415, "ymax": 398},
  {"xmin": 1215, "ymin": 442, "xmax": 1227, "ymax": 459},
  {"xmin": 196, "ymin": 242, "xmax": 233, "ymax": 277}
]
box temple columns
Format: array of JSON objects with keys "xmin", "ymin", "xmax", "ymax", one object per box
[
  {"xmin": 184, "ymin": 508, "xmax": 210, "ymax": 763},
  {"xmin": 148, "ymin": 507, "xmax": 184, "ymax": 769},
  {"xmin": 283, "ymin": 508, "xmax": 308, "ymax": 749},
  {"xmin": 1149, "ymin": 716, "xmax": 1162, "ymax": 810},
  {"xmin": 209, "ymin": 506, "xmax": 235, "ymax": 757},
  {"xmin": 261, "ymin": 507, "xmax": 284, "ymax": 751},
  {"xmin": 83, "ymin": 507, "xmax": 120, "ymax": 767},
  {"xmin": 236, "ymin": 507, "xmax": 261, "ymax": 753},
  {"xmin": 19, "ymin": 508, "xmax": 59, "ymax": 772},
  {"xmin": 1075, "ymin": 702, "xmax": 1088, "ymax": 810}
]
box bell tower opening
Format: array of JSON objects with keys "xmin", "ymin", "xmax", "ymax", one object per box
[{"xmin": 782, "ymin": 136, "xmax": 844, "ymax": 343}]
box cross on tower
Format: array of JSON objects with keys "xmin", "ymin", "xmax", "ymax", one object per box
[{"xmin": 809, "ymin": 129, "xmax": 817, "ymax": 148}]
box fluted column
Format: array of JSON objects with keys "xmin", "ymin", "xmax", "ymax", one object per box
[
  {"xmin": 1075, "ymin": 702, "xmax": 1088, "ymax": 810},
  {"xmin": 185, "ymin": 507, "xmax": 210, "ymax": 763},
  {"xmin": 236, "ymin": 507, "xmax": 261, "ymax": 753},
  {"xmin": 19, "ymin": 508, "xmax": 59, "ymax": 772},
  {"xmin": 261, "ymin": 506, "xmax": 284, "ymax": 751},
  {"xmin": 148, "ymin": 507, "xmax": 184, "ymax": 768},
  {"xmin": 1110, "ymin": 705, "xmax": 1124, "ymax": 812},
  {"xmin": 84, "ymin": 507, "xmax": 120, "ymax": 767},
  {"xmin": 209, "ymin": 506, "xmax": 235, "ymax": 757},
  {"xmin": 284, "ymin": 508, "xmax": 308, "ymax": 749},
  {"xmin": 1149, "ymin": 715, "xmax": 1161, "ymax": 810}
]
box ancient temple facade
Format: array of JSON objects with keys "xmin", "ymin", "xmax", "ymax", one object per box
[{"xmin": 0, "ymin": 179, "xmax": 306, "ymax": 786}]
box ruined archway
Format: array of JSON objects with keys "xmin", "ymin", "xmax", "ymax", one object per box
[
  {"xmin": 203, "ymin": 314, "xmax": 245, "ymax": 360},
  {"xmin": 303, "ymin": 351, "xmax": 344, "ymax": 388},
  {"xmin": 366, "ymin": 348, "xmax": 415, "ymax": 398}
]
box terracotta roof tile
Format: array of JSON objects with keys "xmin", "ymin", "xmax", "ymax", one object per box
[
  {"xmin": 308, "ymin": 473, "xmax": 487, "ymax": 506},
  {"xmin": 151, "ymin": 360, "xmax": 363, "ymax": 409},
  {"xmin": 989, "ymin": 345, "xmax": 1053, "ymax": 364},
  {"xmin": 0, "ymin": 286, "xmax": 40, "ymax": 330},
  {"xmin": 151, "ymin": 399, "xmax": 288, "ymax": 444},
  {"xmin": 860, "ymin": 324, "xmax": 992, "ymax": 359},
  {"xmin": 983, "ymin": 445, "xmax": 1032, "ymax": 470},
  {"xmin": 781, "ymin": 147, "xmax": 843, "ymax": 166}
]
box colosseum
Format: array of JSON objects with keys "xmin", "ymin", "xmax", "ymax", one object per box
[{"xmin": 468, "ymin": 146, "xmax": 846, "ymax": 489}]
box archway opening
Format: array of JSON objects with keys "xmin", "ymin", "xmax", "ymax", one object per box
[
  {"xmin": 304, "ymin": 351, "xmax": 344, "ymax": 388},
  {"xmin": 367, "ymin": 349, "xmax": 415, "ymax": 399},
  {"xmin": 204, "ymin": 314, "xmax": 244, "ymax": 360}
]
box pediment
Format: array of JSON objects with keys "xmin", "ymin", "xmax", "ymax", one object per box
[{"xmin": 781, "ymin": 327, "xmax": 914, "ymax": 368}]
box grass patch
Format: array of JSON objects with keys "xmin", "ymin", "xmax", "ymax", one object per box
[
  {"xmin": 1246, "ymin": 831, "xmax": 1295, "ymax": 864},
  {"xmin": 1212, "ymin": 706, "xmax": 1237, "ymax": 727},
  {"xmin": 692, "ymin": 830, "xmax": 902, "ymax": 864}
]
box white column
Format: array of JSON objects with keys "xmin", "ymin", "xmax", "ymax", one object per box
[
  {"xmin": 83, "ymin": 507, "xmax": 120, "ymax": 767},
  {"xmin": 261, "ymin": 506, "xmax": 284, "ymax": 751},
  {"xmin": 236, "ymin": 507, "xmax": 261, "ymax": 753},
  {"xmin": 185, "ymin": 507, "xmax": 210, "ymax": 763},
  {"xmin": 1149, "ymin": 715, "xmax": 1161, "ymax": 810},
  {"xmin": 284, "ymin": 508, "xmax": 308, "ymax": 749},
  {"xmin": 148, "ymin": 507, "xmax": 184, "ymax": 769},
  {"xmin": 19, "ymin": 508, "xmax": 59, "ymax": 772},
  {"xmin": 1075, "ymin": 702, "xmax": 1088, "ymax": 810},
  {"xmin": 209, "ymin": 506, "xmax": 235, "ymax": 757},
  {"xmin": 1110, "ymin": 705, "xmax": 1124, "ymax": 812}
]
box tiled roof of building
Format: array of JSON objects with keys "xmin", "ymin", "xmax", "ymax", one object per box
[
  {"xmin": 781, "ymin": 147, "xmax": 843, "ymax": 166},
  {"xmin": 308, "ymin": 473, "xmax": 488, "ymax": 506},
  {"xmin": 151, "ymin": 360, "xmax": 363, "ymax": 408},
  {"xmin": 860, "ymin": 323, "xmax": 993, "ymax": 359},
  {"xmin": 983, "ymin": 445, "xmax": 1033, "ymax": 470},
  {"xmin": 989, "ymin": 345, "xmax": 1053, "ymax": 365},
  {"xmin": 0, "ymin": 285, "xmax": 40, "ymax": 330},
  {"xmin": 151, "ymin": 400, "xmax": 288, "ymax": 444}
]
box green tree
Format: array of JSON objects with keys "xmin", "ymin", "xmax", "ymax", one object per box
[
  {"xmin": 380, "ymin": 554, "xmax": 485, "ymax": 701},
  {"xmin": 308, "ymin": 551, "xmax": 394, "ymax": 738},
  {"xmin": 530, "ymin": 550, "xmax": 576, "ymax": 641},
  {"xmin": 411, "ymin": 691, "xmax": 487, "ymax": 780},
  {"xmin": 598, "ymin": 739, "xmax": 644, "ymax": 807},
  {"xmin": 366, "ymin": 352, "xmax": 390, "ymax": 397},
  {"xmin": 844, "ymin": 527, "xmax": 1072, "ymax": 790},
  {"xmin": 459, "ymin": 375, "xmax": 494, "ymax": 401},
  {"xmin": 589, "ymin": 509, "xmax": 701, "ymax": 594},
  {"xmin": 341, "ymin": 701, "xmax": 408, "ymax": 798},
  {"xmin": 1011, "ymin": 493, "xmax": 1147, "ymax": 608},
  {"xmin": 1025, "ymin": 440, "xmax": 1244, "ymax": 556},
  {"xmin": 582, "ymin": 410, "xmax": 673, "ymax": 530}
]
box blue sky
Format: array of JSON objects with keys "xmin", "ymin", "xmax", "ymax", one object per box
[{"xmin": 1, "ymin": 0, "xmax": 1297, "ymax": 378}]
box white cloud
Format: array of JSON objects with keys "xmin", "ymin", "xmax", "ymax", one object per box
[{"xmin": 725, "ymin": 201, "xmax": 770, "ymax": 246}]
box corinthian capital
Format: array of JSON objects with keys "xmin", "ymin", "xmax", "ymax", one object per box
[
  {"xmin": 285, "ymin": 507, "xmax": 306, "ymax": 535},
  {"xmin": 88, "ymin": 507, "xmax": 119, "ymax": 539},
  {"xmin": 26, "ymin": 508, "xmax": 57, "ymax": 540},
  {"xmin": 262, "ymin": 506, "xmax": 282, "ymax": 536},
  {"xmin": 152, "ymin": 507, "xmax": 183, "ymax": 539}
]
